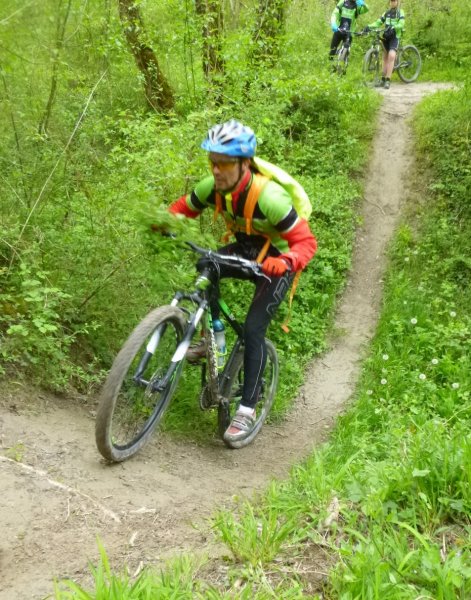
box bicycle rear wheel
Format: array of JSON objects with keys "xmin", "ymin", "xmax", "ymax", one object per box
[
  {"xmin": 362, "ymin": 47, "xmax": 380, "ymax": 87},
  {"xmin": 95, "ymin": 306, "xmax": 186, "ymax": 462},
  {"xmin": 217, "ymin": 339, "xmax": 279, "ymax": 449},
  {"xmin": 396, "ymin": 45, "xmax": 421, "ymax": 83}
]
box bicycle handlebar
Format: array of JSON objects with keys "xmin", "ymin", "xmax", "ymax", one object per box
[
  {"xmin": 185, "ymin": 241, "xmax": 269, "ymax": 280},
  {"xmin": 361, "ymin": 28, "xmax": 386, "ymax": 35}
]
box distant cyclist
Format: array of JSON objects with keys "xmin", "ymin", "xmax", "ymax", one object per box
[
  {"xmin": 329, "ymin": 0, "xmax": 369, "ymax": 67},
  {"xmin": 167, "ymin": 120, "xmax": 317, "ymax": 445},
  {"xmin": 364, "ymin": 0, "xmax": 405, "ymax": 89}
]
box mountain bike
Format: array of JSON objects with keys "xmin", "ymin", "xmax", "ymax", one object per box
[
  {"xmin": 333, "ymin": 26, "xmax": 353, "ymax": 76},
  {"xmin": 361, "ymin": 29, "xmax": 422, "ymax": 87},
  {"xmin": 95, "ymin": 242, "xmax": 279, "ymax": 462}
]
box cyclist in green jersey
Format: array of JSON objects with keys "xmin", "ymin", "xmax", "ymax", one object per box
[
  {"xmin": 167, "ymin": 120, "xmax": 317, "ymax": 444},
  {"xmin": 329, "ymin": 0, "xmax": 369, "ymax": 66},
  {"xmin": 365, "ymin": 0, "xmax": 405, "ymax": 89}
]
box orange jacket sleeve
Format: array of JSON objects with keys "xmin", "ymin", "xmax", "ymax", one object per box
[
  {"xmin": 169, "ymin": 194, "xmax": 201, "ymax": 219},
  {"xmin": 280, "ymin": 219, "xmax": 317, "ymax": 272}
]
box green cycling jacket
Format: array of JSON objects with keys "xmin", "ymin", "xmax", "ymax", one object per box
[
  {"xmin": 368, "ymin": 8, "xmax": 405, "ymax": 38},
  {"xmin": 331, "ymin": 0, "xmax": 369, "ymax": 33},
  {"xmin": 191, "ymin": 174, "xmax": 298, "ymax": 255}
]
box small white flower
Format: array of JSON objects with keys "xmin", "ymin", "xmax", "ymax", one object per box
[
  {"xmin": 381, "ymin": 378, "xmax": 387, "ymax": 385},
  {"xmin": 403, "ymin": 300, "xmax": 408, "ymax": 305},
  {"xmin": 452, "ymin": 383, "xmax": 460, "ymax": 389},
  {"xmin": 411, "ymin": 318, "xmax": 418, "ymax": 325},
  {"xmin": 419, "ymin": 373, "xmax": 426, "ymax": 380},
  {"xmin": 431, "ymin": 358, "xmax": 439, "ymax": 365},
  {"xmin": 404, "ymin": 257, "xmax": 410, "ymax": 262},
  {"xmin": 450, "ymin": 311, "xmax": 456, "ymax": 318},
  {"xmin": 382, "ymin": 354, "xmax": 389, "ymax": 361},
  {"xmin": 366, "ymin": 389, "xmax": 373, "ymax": 395}
]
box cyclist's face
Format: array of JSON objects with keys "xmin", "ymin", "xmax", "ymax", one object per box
[{"xmin": 209, "ymin": 153, "xmax": 249, "ymax": 192}]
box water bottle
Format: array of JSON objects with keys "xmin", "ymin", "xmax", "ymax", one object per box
[{"xmin": 212, "ymin": 318, "xmax": 226, "ymax": 368}]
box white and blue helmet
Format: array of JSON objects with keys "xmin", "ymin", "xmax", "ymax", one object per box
[{"xmin": 201, "ymin": 119, "xmax": 257, "ymax": 158}]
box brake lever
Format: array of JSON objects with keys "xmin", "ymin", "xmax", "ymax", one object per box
[
  {"xmin": 258, "ymin": 271, "xmax": 272, "ymax": 282},
  {"xmin": 215, "ymin": 255, "xmax": 272, "ymax": 282}
]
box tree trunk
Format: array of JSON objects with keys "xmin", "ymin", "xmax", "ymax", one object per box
[
  {"xmin": 118, "ymin": 0, "xmax": 174, "ymax": 111},
  {"xmin": 249, "ymin": 0, "xmax": 287, "ymax": 68},
  {"xmin": 195, "ymin": 0, "xmax": 225, "ymax": 104},
  {"xmin": 227, "ymin": 0, "xmax": 241, "ymax": 26},
  {"xmin": 38, "ymin": 0, "xmax": 72, "ymax": 136}
]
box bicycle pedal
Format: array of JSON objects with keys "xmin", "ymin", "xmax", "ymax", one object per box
[
  {"xmin": 186, "ymin": 341, "xmax": 207, "ymax": 363},
  {"xmin": 199, "ymin": 385, "xmax": 218, "ymax": 410}
]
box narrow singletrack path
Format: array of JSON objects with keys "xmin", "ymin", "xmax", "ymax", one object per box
[{"xmin": 0, "ymin": 82, "xmax": 453, "ymax": 600}]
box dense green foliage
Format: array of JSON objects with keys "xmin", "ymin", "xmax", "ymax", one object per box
[{"xmin": 1, "ymin": 1, "xmax": 470, "ymax": 596}]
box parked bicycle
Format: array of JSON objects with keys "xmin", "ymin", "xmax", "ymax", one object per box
[
  {"xmin": 95, "ymin": 241, "xmax": 279, "ymax": 462},
  {"xmin": 361, "ymin": 29, "xmax": 421, "ymax": 87}
]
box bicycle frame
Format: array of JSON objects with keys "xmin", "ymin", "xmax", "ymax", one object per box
[
  {"xmin": 173, "ymin": 286, "xmax": 245, "ymax": 400},
  {"xmin": 145, "ymin": 243, "xmax": 262, "ymax": 411},
  {"xmin": 366, "ymin": 30, "xmax": 405, "ymax": 71},
  {"xmin": 367, "ymin": 29, "xmax": 383, "ymax": 54}
]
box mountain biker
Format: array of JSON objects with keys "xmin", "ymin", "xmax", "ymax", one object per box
[
  {"xmin": 329, "ymin": 0, "xmax": 369, "ymax": 66},
  {"xmin": 167, "ymin": 120, "xmax": 317, "ymax": 444},
  {"xmin": 364, "ymin": 0, "xmax": 405, "ymax": 89}
]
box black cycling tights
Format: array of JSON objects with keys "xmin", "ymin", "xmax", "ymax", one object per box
[
  {"xmin": 203, "ymin": 242, "xmax": 293, "ymax": 409},
  {"xmin": 329, "ymin": 31, "xmax": 352, "ymax": 57}
]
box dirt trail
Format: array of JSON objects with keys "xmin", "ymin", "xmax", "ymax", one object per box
[{"xmin": 0, "ymin": 82, "xmax": 453, "ymax": 600}]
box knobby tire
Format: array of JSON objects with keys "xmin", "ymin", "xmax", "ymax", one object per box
[
  {"xmin": 363, "ymin": 47, "xmax": 380, "ymax": 87},
  {"xmin": 396, "ymin": 45, "xmax": 421, "ymax": 83},
  {"xmin": 217, "ymin": 339, "xmax": 279, "ymax": 449},
  {"xmin": 95, "ymin": 306, "xmax": 186, "ymax": 462}
]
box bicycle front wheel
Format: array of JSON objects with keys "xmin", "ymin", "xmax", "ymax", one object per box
[
  {"xmin": 217, "ymin": 339, "xmax": 279, "ymax": 449},
  {"xmin": 336, "ymin": 46, "xmax": 349, "ymax": 76},
  {"xmin": 362, "ymin": 47, "xmax": 380, "ymax": 87},
  {"xmin": 95, "ymin": 306, "xmax": 187, "ymax": 462},
  {"xmin": 396, "ymin": 45, "xmax": 421, "ymax": 83}
]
